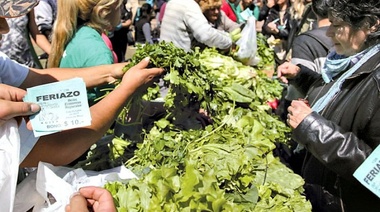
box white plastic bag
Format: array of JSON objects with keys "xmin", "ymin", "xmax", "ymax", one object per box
[
  {"xmin": 14, "ymin": 162, "xmax": 138, "ymax": 212},
  {"xmin": 236, "ymin": 17, "xmax": 260, "ymax": 66},
  {"xmin": 0, "ymin": 119, "xmax": 21, "ymax": 212}
]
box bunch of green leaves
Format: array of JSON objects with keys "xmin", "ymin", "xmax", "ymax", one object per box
[
  {"xmin": 73, "ymin": 135, "xmax": 133, "ymax": 171},
  {"xmin": 119, "ymin": 42, "xmax": 282, "ymax": 128},
  {"xmin": 255, "ymin": 33, "xmax": 275, "ymax": 70},
  {"xmin": 199, "ymin": 48, "xmax": 281, "ymax": 103},
  {"xmin": 119, "ymin": 42, "xmax": 210, "ymax": 127},
  {"xmin": 106, "ymin": 120, "xmax": 306, "ymax": 211},
  {"xmin": 90, "ymin": 42, "xmax": 311, "ymax": 211}
]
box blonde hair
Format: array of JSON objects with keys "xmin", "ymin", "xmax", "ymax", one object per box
[
  {"xmin": 198, "ymin": 0, "xmax": 222, "ymax": 13},
  {"xmin": 48, "ymin": 0, "xmax": 120, "ymax": 68},
  {"xmin": 290, "ymin": 0, "xmax": 306, "ymax": 20}
]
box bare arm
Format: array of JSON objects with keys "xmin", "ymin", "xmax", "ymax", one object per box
[
  {"xmin": 28, "ymin": 9, "xmax": 51, "ymax": 54},
  {"xmin": 20, "ymin": 58, "xmax": 163, "ymax": 167},
  {"xmin": 19, "ymin": 62, "xmax": 128, "ymax": 89}
]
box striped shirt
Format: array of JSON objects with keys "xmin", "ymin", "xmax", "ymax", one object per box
[{"xmin": 160, "ymin": 0, "xmax": 232, "ymax": 52}]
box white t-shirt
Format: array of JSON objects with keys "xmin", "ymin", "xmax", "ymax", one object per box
[
  {"xmin": 0, "ymin": 52, "xmax": 39, "ymax": 162},
  {"xmin": 0, "ymin": 119, "xmax": 21, "ymax": 212}
]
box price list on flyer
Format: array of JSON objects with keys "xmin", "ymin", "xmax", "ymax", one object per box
[{"xmin": 23, "ymin": 78, "xmax": 92, "ymax": 136}]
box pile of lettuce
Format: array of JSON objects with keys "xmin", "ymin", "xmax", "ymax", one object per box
[{"xmin": 78, "ymin": 41, "xmax": 311, "ymax": 211}]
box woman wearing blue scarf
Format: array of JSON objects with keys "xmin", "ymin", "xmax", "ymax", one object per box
[{"xmin": 277, "ymin": 0, "xmax": 380, "ymax": 211}]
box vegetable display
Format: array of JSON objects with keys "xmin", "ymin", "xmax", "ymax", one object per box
[{"xmin": 76, "ymin": 38, "xmax": 311, "ymax": 211}]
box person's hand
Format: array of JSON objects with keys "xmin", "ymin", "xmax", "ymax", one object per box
[
  {"xmin": 107, "ymin": 62, "xmax": 130, "ymax": 84},
  {"xmin": 0, "ymin": 84, "xmax": 40, "ymax": 126},
  {"xmin": 267, "ymin": 21, "xmax": 279, "ymax": 34},
  {"xmin": 196, "ymin": 108, "xmax": 213, "ymax": 127},
  {"xmin": 286, "ymin": 100, "xmax": 313, "ymax": 129},
  {"xmin": 65, "ymin": 186, "xmax": 116, "ymax": 212},
  {"xmin": 119, "ymin": 57, "xmax": 164, "ymax": 92},
  {"xmin": 277, "ymin": 62, "xmax": 301, "ymax": 83}
]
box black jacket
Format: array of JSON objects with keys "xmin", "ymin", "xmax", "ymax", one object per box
[
  {"xmin": 292, "ymin": 50, "xmax": 380, "ymax": 211},
  {"xmin": 262, "ymin": 5, "xmax": 292, "ymax": 41}
]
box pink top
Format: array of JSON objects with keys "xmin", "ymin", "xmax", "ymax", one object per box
[
  {"xmin": 101, "ymin": 33, "xmax": 118, "ymax": 63},
  {"xmin": 221, "ymin": 0, "xmax": 237, "ymax": 22},
  {"xmin": 158, "ymin": 2, "xmax": 167, "ymax": 23}
]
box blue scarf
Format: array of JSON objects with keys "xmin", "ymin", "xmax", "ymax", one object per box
[
  {"xmin": 321, "ymin": 53, "xmax": 352, "ymax": 83},
  {"xmin": 312, "ymin": 44, "xmax": 380, "ymax": 113}
]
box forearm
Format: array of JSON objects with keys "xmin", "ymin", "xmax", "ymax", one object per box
[
  {"xmin": 195, "ymin": 26, "xmax": 232, "ymax": 49},
  {"xmin": 142, "ymin": 24, "xmax": 153, "ymax": 44},
  {"xmin": 261, "ymin": 20, "xmax": 273, "ymax": 36},
  {"xmin": 20, "ymin": 58, "xmax": 162, "ymax": 167},
  {"xmin": 20, "ymin": 82, "xmax": 136, "ymax": 167},
  {"xmin": 33, "ymin": 34, "xmax": 51, "ymax": 54},
  {"xmin": 28, "ymin": 9, "xmax": 51, "ymax": 54},
  {"xmin": 122, "ymin": 19, "xmax": 132, "ymax": 28},
  {"xmin": 20, "ymin": 63, "xmax": 126, "ymax": 89}
]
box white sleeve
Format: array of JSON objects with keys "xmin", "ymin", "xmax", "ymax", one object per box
[
  {"xmin": 184, "ymin": 2, "xmax": 232, "ymax": 49},
  {"xmin": 34, "ymin": 0, "xmax": 54, "ymax": 30},
  {"xmin": 0, "ymin": 52, "xmax": 29, "ymax": 86}
]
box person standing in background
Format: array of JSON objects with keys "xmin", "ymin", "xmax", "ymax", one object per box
[
  {"xmin": 0, "ymin": 8, "xmax": 51, "ymax": 68},
  {"xmin": 288, "ymin": 0, "xmax": 331, "ymax": 76},
  {"xmin": 201, "ymin": 0, "xmax": 241, "ymax": 33},
  {"xmin": 126, "ymin": 0, "xmax": 140, "ymax": 23},
  {"xmin": 160, "ymin": 0, "xmax": 232, "ymax": 52},
  {"xmin": 261, "ymin": 0, "xmax": 291, "ymax": 63},
  {"xmin": 192, "ymin": 0, "xmax": 241, "ymax": 50},
  {"xmin": 48, "ymin": 0, "xmax": 122, "ymax": 106},
  {"xmin": 276, "ymin": 0, "xmax": 333, "ymax": 173},
  {"xmin": 134, "ymin": 3, "xmax": 154, "ymax": 45},
  {"xmin": 154, "ymin": 0, "xmax": 166, "ymax": 28},
  {"xmin": 34, "ymin": 0, "xmax": 57, "ymax": 41},
  {"xmin": 221, "ymin": 0, "xmax": 244, "ymax": 23},
  {"xmin": 110, "ymin": 0, "xmax": 133, "ymax": 62},
  {"xmin": 240, "ymin": 0, "xmax": 260, "ymax": 20},
  {"xmin": 283, "ymin": 0, "xmax": 315, "ymax": 62},
  {"xmin": 257, "ymin": 0, "xmax": 275, "ymax": 22}
]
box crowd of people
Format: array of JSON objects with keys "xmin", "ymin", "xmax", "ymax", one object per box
[{"xmin": 0, "ymin": 0, "xmax": 379, "ymax": 211}]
